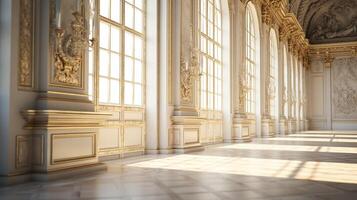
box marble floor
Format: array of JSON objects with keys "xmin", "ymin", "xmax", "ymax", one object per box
[{"xmin": 1, "ymin": 131, "xmax": 357, "ymax": 200}]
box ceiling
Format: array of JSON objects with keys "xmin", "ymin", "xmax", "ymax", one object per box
[{"xmin": 289, "ymin": 0, "xmax": 357, "ymax": 44}]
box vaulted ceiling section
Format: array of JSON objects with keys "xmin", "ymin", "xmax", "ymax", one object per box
[{"xmin": 289, "ymin": 0, "xmax": 357, "ymax": 44}]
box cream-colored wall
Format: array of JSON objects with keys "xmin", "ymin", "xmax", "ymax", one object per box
[{"xmin": 308, "ymin": 54, "xmax": 357, "ymax": 130}]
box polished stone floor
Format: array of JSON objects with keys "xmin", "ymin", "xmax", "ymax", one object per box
[{"xmin": 1, "ymin": 131, "xmax": 357, "ymax": 200}]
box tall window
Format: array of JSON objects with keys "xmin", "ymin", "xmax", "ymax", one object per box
[
  {"xmin": 283, "ymin": 45, "xmax": 288, "ymax": 117},
  {"xmin": 291, "ymin": 56, "xmax": 296, "ymax": 118},
  {"xmin": 245, "ymin": 3, "xmax": 258, "ymax": 113},
  {"xmin": 199, "ymin": 0, "xmax": 222, "ymax": 111},
  {"xmin": 269, "ymin": 29, "xmax": 278, "ymax": 117},
  {"xmin": 98, "ymin": 0, "xmax": 145, "ymax": 106}
]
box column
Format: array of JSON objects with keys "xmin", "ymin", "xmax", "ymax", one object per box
[
  {"xmin": 324, "ymin": 54, "xmax": 334, "ymax": 130},
  {"xmin": 170, "ymin": 0, "xmax": 203, "ymax": 153},
  {"xmin": 287, "ymin": 41, "xmax": 294, "ymax": 134},
  {"xmin": 232, "ymin": 0, "xmax": 251, "ymax": 142},
  {"xmin": 261, "ymin": 3, "xmax": 275, "ymax": 138}
]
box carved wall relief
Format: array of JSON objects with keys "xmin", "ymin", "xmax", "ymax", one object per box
[
  {"xmin": 238, "ymin": 67, "xmax": 248, "ymax": 113},
  {"xmin": 52, "ymin": 12, "xmax": 87, "ymax": 88},
  {"xmin": 18, "ymin": 0, "xmax": 34, "ymax": 88},
  {"xmin": 50, "ymin": 0, "xmax": 88, "ymax": 89},
  {"xmin": 180, "ymin": 48, "xmax": 200, "ymax": 103},
  {"xmin": 332, "ymin": 57, "xmax": 357, "ymax": 119}
]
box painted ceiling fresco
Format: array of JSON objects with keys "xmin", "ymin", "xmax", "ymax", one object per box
[{"xmin": 289, "ymin": 0, "xmax": 357, "ymax": 44}]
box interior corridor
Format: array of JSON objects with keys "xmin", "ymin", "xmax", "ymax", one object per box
[{"xmin": 1, "ymin": 131, "xmax": 357, "ymax": 200}]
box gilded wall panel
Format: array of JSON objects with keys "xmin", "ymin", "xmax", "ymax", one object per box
[
  {"xmin": 18, "ymin": 0, "xmax": 34, "ymax": 88},
  {"xmin": 49, "ymin": 0, "xmax": 87, "ymax": 89}
]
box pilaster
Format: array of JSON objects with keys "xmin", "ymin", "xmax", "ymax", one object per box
[
  {"xmin": 170, "ymin": 0, "xmax": 203, "ymax": 152},
  {"xmin": 20, "ymin": 0, "xmax": 111, "ymax": 177}
]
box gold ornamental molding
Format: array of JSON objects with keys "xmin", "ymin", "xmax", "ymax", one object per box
[
  {"xmin": 18, "ymin": 0, "xmax": 34, "ymax": 89},
  {"xmin": 309, "ymin": 42, "xmax": 357, "ymax": 59}
]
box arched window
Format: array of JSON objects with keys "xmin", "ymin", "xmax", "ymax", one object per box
[
  {"xmin": 244, "ymin": 2, "xmax": 259, "ymax": 114},
  {"xmin": 283, "ymin": 45, "xmax": 288, "ymax": 117},
  {"xmin": 199, "ymin": 0, "xmax": 222, "ymax": 111},
  {"xmin": 269, "ymin": 29, "xmax": 278, "ymax": 117},
  {"xmin": 97, "ymin": 0, "xmax": 145, "ymax": 106}
]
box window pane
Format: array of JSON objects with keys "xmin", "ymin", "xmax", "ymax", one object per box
[
  {"xmin": 134, "ymin": 84, "xmax": 142, "ymax": 105},
  {"xmin": 125, "ymin": 32, "xmax": 134, "ymax": 56},
  {"xmin": 201, "ymin": 91, "xmax": 207, "ymax": 108},
  {"xmin": 134, "ymin": 60, "xmax": 142, "ymax": 83},
  {"xmin": 208, "ymin": 93, "xmax": 213, "ymax": 109},
  {"xmin": 124, "ymin": 82, "xmax": 133, "ymax": 104},
  {"xmin": 125, "ymin": 57, "xmax": 134, "ymax": 81},
  {"xmin": 89, "ymin": 48, "xmax": 94, "ymax": 74},
  {"xmin": 135, "ymin": 0, "xmax": 144, "ymax": 9},
  {"xmin": 111, "ymin": 0, "xmax": 121, "ymax": 23},
  {"xmin": 126, "ymin": 0, "xmax": 134, "ymax": 4},
  {"xmin": 111, "ymin": 26, "xmax": 120, "ymax": 53},
  {"xmin": 134, "ymin": 8, "xmax": 143, "ymax": 32},
  {"xmin": 100, "ymin": 22, "xmax": 110, "ymax": 49},
  {"xmin": 110, "ymin": 53, "xmax": 120, "ymax": 79},
  {"xmin": 110, "ymin": 79, "xmax": 120, "ymax": 104},
  {"xmin": 134, "ymin": 36, "xmax": 143, "ymax": 59},
  {"xmin": 99, "ymin": 77, "xmax": 109, "ymax": 103},
  {"xmin": 88, "ymin": 75, "xmax": 93, "ymax": 100},
  {"xmin": 99, "ymin": 49, "xmax": 109, "ymax": 76},
  {"xmin": 100, "ymin": 0, "xmax": 110, "ymax": 18},
  {"xmin": 125, "ymin": 3, "xmax": 134, "ymax": 29}
]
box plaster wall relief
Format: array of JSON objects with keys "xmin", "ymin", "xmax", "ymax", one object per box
[
  {"xmin": 180, "ymin": 48, "xmax": 200, "ymax": 104},
  {"xmin": 332, "ymin": 57, "xmax": 357, "ymax": 119},
  {"xmin": 18, "ymin": 0, "xmax": 34, "ymax": 88}
]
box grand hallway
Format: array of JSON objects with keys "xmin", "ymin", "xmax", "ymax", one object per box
[{"xmin": 1, "ymin": 131, "xmax": 357, "ymax": 200}]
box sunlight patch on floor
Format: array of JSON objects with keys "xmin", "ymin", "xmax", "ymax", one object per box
[
  {"xmin": 128, "ymin": 154, "xmax": 357, "ymax": 184},
  {"xmin": 219, "ymin": 143, "xmax": 357, "ymax": 154}
]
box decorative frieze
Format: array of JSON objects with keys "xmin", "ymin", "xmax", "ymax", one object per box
[{"xmin": 18, "ymin": 0, "xmax": 34, "ymax": 88}]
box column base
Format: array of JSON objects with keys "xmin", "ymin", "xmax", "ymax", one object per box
[
  {"xmin": 262, "ymin": 118, "xmax": 276, "ymax": 137},
  {"xmin": 21, "ymin": 110, "xmax": 111, "ymax": 174},
  {"xmin": 287, "ymin": 119, "xmax": 297, "ymax": 134},
  {"xmin": 232, "ymin": 116, "xmax": 253, "ymax": 142},
  {"xmin": 279, "ymin": 118, "xmax": 288, "ymax": 135},
  {"xmin": 304, "ymin": 119, "xmax": 309, "ymax": 131},
  {"xmin": 171, "ymin": 116, "xmax": 204, "ymax": 153}
]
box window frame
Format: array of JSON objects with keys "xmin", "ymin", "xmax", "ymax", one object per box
[
  {"xmin": 244, "ymin": 4, "xmax": 257, "ymax": 114},
  {"xmin": 93, "ymin": 0, "xmax": 146, "ymax": 108},
  {"xmin": 199, "ymin": 0, "xmax": 223, "ymax": 112}
]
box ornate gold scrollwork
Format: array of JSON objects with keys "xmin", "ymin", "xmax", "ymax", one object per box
[
  {"xmin": 53, "ymin": 12, "xmax": 87, "ymax": 87},
  {"xmin": 180, "ymin": 48, "xmax": 200, "ymax": 103},
  {"xmin": 239, "ymin": 67, "xmax": 248, "ymax": 113},
  {"xmin": 262, "ymin": 3, "xmax": 272, "ymax": 26},
  {"xmin": 18, "ymin": 0, "xmax": 34, "ymax": 88}
]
